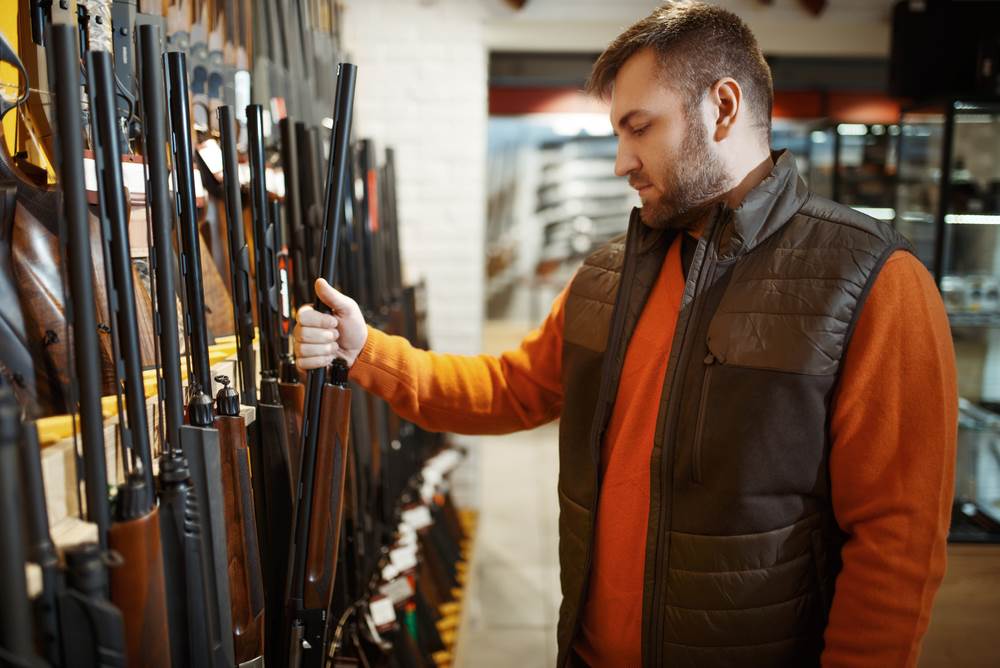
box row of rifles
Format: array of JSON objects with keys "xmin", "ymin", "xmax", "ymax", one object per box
[{"xmin": 0, "ymin": 6, "xmax": 471, "ymax": 668}]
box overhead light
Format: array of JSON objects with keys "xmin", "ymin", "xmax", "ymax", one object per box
[
  {"xmin": 810, "ymin": 130, "xmax": 828, "ymax": 143},
  {"xmin": 945, "ymin": 214, "xmax": 1000, "ymax": 225},
  {"xmin": 851, "ymin": 207, "xmax": 896, "ymax": 221},
  {"xmin": 837, "ymin": 123, "xmax": 868, "ymax": 136}
]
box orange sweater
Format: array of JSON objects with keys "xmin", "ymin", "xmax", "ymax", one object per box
[{"xmin": 350, "ymin": 240, "xmax": 957, "ymax": 667}]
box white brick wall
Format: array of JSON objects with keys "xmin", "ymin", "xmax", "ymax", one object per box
[
  {"xmin": 341, "ymin": 0, "xmax": 488, "ymax": 357},
  {"xmin": 340, "ymin": 0, "xmax": 489, "ymax": 508}
]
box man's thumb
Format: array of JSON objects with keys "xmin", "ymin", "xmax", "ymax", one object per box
[{"xmin": 315, "ymin": 278, "xmax": 353, "ymax": 312}]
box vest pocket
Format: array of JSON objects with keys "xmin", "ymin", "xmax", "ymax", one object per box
[{"xmin": 691, "ymin": 354, "xmax": 716, "ymax": 484}]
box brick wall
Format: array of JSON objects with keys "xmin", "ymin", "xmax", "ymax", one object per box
[
  {"xmin": 341, "ymin": 0, "xmax": 488, "ymax": 357},
  {"xmin": 340, "ymin": 0, "xmax": 489, "ymax": 508}
]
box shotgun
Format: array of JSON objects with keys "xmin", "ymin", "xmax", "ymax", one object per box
[
  {"xmin": 287, "ymin": 61, "xmax": 356, "ymax": 668},
  {"xmin": 86, "ymin": 38, "xmax": 171, "ymax": 667},
  {"xmin": 136, "ymin": 24, "xmax": 217, "ymax": 668},
  {"xmin": 165, "ymin": 49, "xmax": 236, "ymax": 668},
  {"xmin": 239, "ymin": 104, "xmax": 295, "ymax": 668},
  {"xmin": 46, "ymin": 23, "xmax": 128, "ymax": 667}
]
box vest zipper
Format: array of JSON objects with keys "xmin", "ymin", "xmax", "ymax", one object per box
[
  {"xmin": 645, "ymin": 208, "xmax": 726, "ymax": 667},
  {"xmin": 691, "ymin": 353, "xmax": 716, "ymax": 485}
]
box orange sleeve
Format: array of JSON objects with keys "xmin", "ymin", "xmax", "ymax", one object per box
[
  {"xmin": 347, "ymin": 287, "xmax": 568, "ymax": 435},
  {"xmin": 824, "ymin": 251, "xmax": 958, "ymax": 667}
]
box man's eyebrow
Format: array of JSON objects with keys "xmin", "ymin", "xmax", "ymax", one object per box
[{"xmin": 611, "ymin": 109, "xmax": 649, "ymax": 136}]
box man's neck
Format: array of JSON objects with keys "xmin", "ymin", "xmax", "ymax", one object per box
[{"xmin": 724, "ymin": 153, "xmax": 775, "ymax": 209}]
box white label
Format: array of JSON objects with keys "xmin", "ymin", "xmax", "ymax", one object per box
[
  {"xmin": 197, "ymin": 139, "xmax": 224, "ymax": 176},
  {"xmin": 382, "ymin": 564, "xmax": 399, "ymax": 582},
  {"xmin": 390, "ymin": 546, "xmax": 418, "ymax": 572},
  {"xmin": 380, "ymin": 576, "xmax": 415, "ymax": 606},
  {"xmin": 369, "ymin": 595, "xmax": 397, "ymax": 628},
  {"xmin": 402, "ymin": 505, "xmax": 433, "ymax": 531}
]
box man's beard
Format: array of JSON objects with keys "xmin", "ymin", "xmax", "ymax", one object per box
[{"xmin": 635, "ymin": 117, "xmax": 731, "ymax": 231}]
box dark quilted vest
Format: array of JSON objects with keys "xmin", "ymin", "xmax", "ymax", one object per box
[{"xmin": 556, "ymin": 151, "xmax": 913, "ymax": 668}]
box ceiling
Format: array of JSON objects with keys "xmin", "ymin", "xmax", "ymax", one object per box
[{"xmin": 484, "ymin": 0, "xmax": 903, "ymax": 57}]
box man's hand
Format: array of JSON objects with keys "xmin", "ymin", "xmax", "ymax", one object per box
[{"xmin": 293, "ymin": 278, "xmax": 369, "ymax": 370}]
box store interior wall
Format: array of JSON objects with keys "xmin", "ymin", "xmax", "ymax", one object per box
[{"xmin": 340, "ymin": 0, "xmax": 490, "ymax": 509}]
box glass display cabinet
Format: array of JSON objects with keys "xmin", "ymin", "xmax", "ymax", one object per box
[{"xmin": 896, "ymin": 101, "xmax": 1000, "ymax": 542}]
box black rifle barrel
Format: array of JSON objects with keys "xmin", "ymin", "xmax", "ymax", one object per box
[
  {"xmin": 279, "ymin": 117, "xmax": 308, "ymax": 309},
  {"xmin": 288, "ymin": 62, "xmax": 356, "ymax": 664},
  {"xmin": 0, "ymin": 385, "xmax": 36, "ymax": 663},
  {"xmin": 218, "ymin": 105, "xmax": 258, "ymax": 405},
  {"xmin": 246, "ymin": 105, "xmax": 278, "ymax": 375},
  {"xmin": 138, "ymin": 25, "xmax": 184, "ymax": 452},
  {"xmin": 165, "ymin": 50, "xmax": 213, "ymax": 395},
  {"xmin": 86, "ymin": 48, "xmax": 155, "ymax": 490},
  {"xmin": 50, "ymin": 22, "xmax": 112, "ymax": 544}
]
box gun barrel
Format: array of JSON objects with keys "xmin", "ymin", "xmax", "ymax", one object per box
[
  {"xmin": 138, "ymin": 24, "xmax": 185, "ymax": 450},
  {"xmin": 50, "ymin": 21, "xmax": 113, "ymax": 547},
  {"xmin": 87, "ymin": 48, "xmax": 155, "ymax": 491},
  {"xmin": 288, "ymin": 62, "xmax": 356, "ymax": 668},
  {"xmin": 165, "ymin": 50, "xmax": 213, "ymax": 394},
  {"xmin": 246, "ymin": 104, "xmax": 278, "ymax": 375},
  {"xmin": 219, "ymin": 105, "xmax": 258, "ymax": 404}
]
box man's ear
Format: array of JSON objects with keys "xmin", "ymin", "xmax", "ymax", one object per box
[{"xmin": 709, "ymin": 78, "xmax": 742, "ymax": 142}]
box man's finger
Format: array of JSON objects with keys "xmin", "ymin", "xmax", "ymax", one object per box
[
  {"xmin": 315, "ymin": 278, "xmax": 354, "ymax": 313},
  {"xmin": 296, "ymin": 326, "xmax": 335, "ymax": 344},
  {"xmin": 296, "ymin": 305, "xmax": 338, "ymax": 330},
  {"xmin": 295, "ymin": 342, "xmax": 336, "ymax": 359}
]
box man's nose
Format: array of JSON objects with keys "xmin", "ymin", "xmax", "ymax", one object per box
[{"xmin": 614, "ymin": 142, "xmax": 640, "ymax": 178}]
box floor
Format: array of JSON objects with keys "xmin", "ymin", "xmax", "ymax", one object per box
[{"xmin": 453, "ymin": 319, "xmax": 562, "ymax": 668}]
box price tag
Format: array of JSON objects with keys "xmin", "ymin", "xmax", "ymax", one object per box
[
  {"xmin": 197, "ymin": 139, "xmax": 224, "ymax": 176},
  {"xmin": 380, "ymin": 576, "xmax": 415, "ymax": 606},
  {"xmin": 369, "ymin": 595, "xmax": 397, "ymax": 630},
  {"xmin": 382, "ymin": 564, "xmax": 399, "ymax": 582},
  {"xmin": 390, "ymin": 546, "xmax": 418, "ymax": 572},
  {"xmin": 402, "ymin": 505, "xmax": 433, "ymax": 531}
]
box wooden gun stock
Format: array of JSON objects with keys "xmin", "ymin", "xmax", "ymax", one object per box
[
  {"xmin": 108, "ymin": 499, "xmax": 172, "ymax": 668},
  {"xmin": 214, "ymin": 379, "xmax": 265, "ymax": 666},
  {"xmin": 303, "ymin": 379, "xmax": 351, "ymax": 612},
  {"xmin": 277, "ymin": 379, "xmax": 304, "ymax": 487}
]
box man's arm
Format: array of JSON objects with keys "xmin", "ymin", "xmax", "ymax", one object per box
[
  {"xmin": 825, "ymin": 251, "xmax": 958, "ymax": 667},
  {"xmin": 294, "ymin": 278, "xmax": 566, "ymax": 435}
]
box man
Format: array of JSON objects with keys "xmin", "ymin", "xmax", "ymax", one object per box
[{"xmin": 294, "ymin": 3, "xmax": 957, "ymax": 666}]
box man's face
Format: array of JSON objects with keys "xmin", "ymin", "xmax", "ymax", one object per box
[{"xmin": 610, "ymin": 48, "xmax": 730, "ymax": 229}]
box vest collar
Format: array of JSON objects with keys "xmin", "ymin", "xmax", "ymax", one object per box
[{"xmin": 721, "ymin": 149, "xmax": 810, "ymax": 259}]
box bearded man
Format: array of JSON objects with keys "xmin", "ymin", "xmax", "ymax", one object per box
[{"xmin": 293, "ymin": 3, "xmax": 958, "ymax": 666}]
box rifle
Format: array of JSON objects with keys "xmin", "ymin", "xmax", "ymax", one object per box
[
  {"xmin": 213, "ymin": 104, "xmax": 266, "ymax": 668},
  {"xmin": 135, "ymin": 24, "xmax": 218, "ymax": 668},
  {"xmin": 86, "ymin": 30, "xmax": 171, "ymax": 666},
  {"xmin": 240, "ymin": 105, "xmax": 295, "ymax": 668},
  {"xmin": 287, "ymin": 62, "xmax": 356, "ymax": 668},
  {"xmin": 44, "ymin": 22, "xmax": 129, "ymax": 667},
  {"xmin": 0, "ymin": 384, "xmax": 41, "ymax": 667},
  {"xmin": 165, "ymin": 48, "xmax": 238, "ymax": 668}
]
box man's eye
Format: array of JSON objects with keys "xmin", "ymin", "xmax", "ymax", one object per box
[{"xmin": 632, "ymin": 125, "xmax": 648, "ymax": 136}]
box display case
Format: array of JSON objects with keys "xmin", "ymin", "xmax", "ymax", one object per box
[{"xmin": 895, "ymin": 101, "xmax": 1000, "ymax": 542}]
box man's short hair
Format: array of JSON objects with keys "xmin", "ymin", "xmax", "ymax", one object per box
[{"xmin": 588, "ymin": 1, "xmax": 774, "ymax": 142}]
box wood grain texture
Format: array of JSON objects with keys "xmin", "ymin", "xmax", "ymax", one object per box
[
  {"xmin": 303, "ymin": 383, "xmax": 351, "ymax": 611},
  {"xmin": 108, "ymin": 508, "xmax": 172, "ymax": 668},
  {"xmin": 215, "ymin": 414, "xmax": 266, "ymax": 664},
  {"xmin": 277, "ymin": 380, "xmax": 304, "ymax": 488}
]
